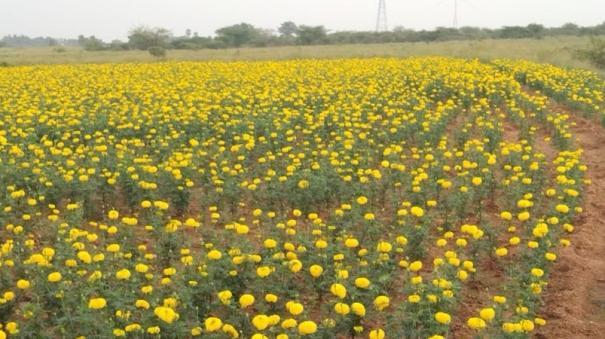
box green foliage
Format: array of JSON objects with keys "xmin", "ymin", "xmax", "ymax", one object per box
[
  {"xmin": 577, "ymin": 37, "xmax": 605, "ymax": 69},
  {"xmin": 128, "ymin": 26, "xmax": 171, "ymax": 50},
  {"xmin": 78, "ymin": 35, "xmax": 106, "ymax": 51},
  {"xmin": 148, "ymin": 46, "xmax": 167, "ymax": 58},
  {"xmin": 278, "ymin": 21, "xmax": 298, "ymax": 37},
  {"xmin": 215, "ymin": 23, "xmax": 261, "ymax": 48},
  {"xmin": 296, "ymin": 25, "xmax": 328, "ymax": 45}
]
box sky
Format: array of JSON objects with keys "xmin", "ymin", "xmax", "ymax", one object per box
[{"xmin": 1, "ymin": 0, "xmax": 603, "ymax": 41}]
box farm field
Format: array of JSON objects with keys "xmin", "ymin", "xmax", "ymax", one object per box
[
  {"xmin": 0, "ymin": 57, "xmax": 604, "ymax": 339},
  {"xmin": 1, "ymin": 36, "xmax": 604, "ymax": 76}
]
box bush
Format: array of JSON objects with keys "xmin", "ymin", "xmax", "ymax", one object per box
[
  {"xmin": 148, "ymin": 46, "xmax": 166, "ymax": 58},
  {"xmin": 53, "ymin": 46, "xmax": 67, "ymax": 53},
  {"xmin": 578, "ymin": 37, "xmax": 605, "ymax": 69}
]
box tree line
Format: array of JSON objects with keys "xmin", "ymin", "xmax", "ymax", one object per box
[{"xmin": 2, "ymin": 22, "xmax": 605, "ymax": 53}]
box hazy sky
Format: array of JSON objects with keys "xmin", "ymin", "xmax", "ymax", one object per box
[{"xmin": 2, "ymin": 0, "xmax": 603, "ymax": 40}]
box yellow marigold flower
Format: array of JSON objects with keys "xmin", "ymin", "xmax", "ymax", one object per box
[
  {"xmin": 207, "ymin": 250, "xmax": 222, "ymax": 260},
  {"xmin": 135, "ymin": 299, "xmax": 150, "ymax": 309},
  {"xmin": 289, "ymin": 259, "xmax": 302, "ymax": 273},
  {"xmin": 286, "ymin": 301, "xmax": 304, "ymax": 315},
  {"xmin": 223, "ymin": 323, "xmax": 239, "ymax": 338},
  {"xmin": 409, "ymin": 260, "xmax": 423, "ymax": 272},
  {"xmin": 334, "ymin": 302, "xmax": 350, "ymax": 315},
  {"xmin": 376, "ymin": 241, "xmax": 392, "ymax": 253},
  {"xmin": 16, "ymin": 279, "xmax": 30, "ymax": 289},
  {"xmin": 479, "ymin": 308, "xmax": 495, "ymax": 321},
  {"xmin": 330, "ymin": 283, "xmax": 347, "ymax": 299},
  {"xmin": 345, "ymin": 238, "xmax": 359, "ymax": 248},
  {"xmin": 256, "ymin": 266, "xmax": 272, "ymax": 278},
  {"xmin": 265, "ymin": 293, "xmax": 278, "ymax": 303},
  {"xmin": 500, "ymin": 211, "xmax": 512, "ymax": 220},
  {"xmin": 282, "ymin": 318, "xmax": 298, "ymax": 329},
  {"xmin": 369, "ymin": 329, "xmax": 385, "ymax": 339},
  {"xmin": 354, "ymin": 277, "xmax": 371, "ymax": 289},
  {"xmin": 535, "ymin": 317, "xmax": 546, "ymax": 326},
  {"xmin": 410, "ymin": 206, "xmax": 424, "ymax": 217},
  {"xmin": 147, "ymin": 326, "xmax": 160, "ymax": 334},
  {"xmin": 521, "ymin": 319, "xmax": 535, "ymax": 332},
  {"xmin": 373, "ymin": 295, "xmax": 390, "ymax": 311},
  {"xmin": 517, "ymin": 211, "xmax": 530, "ymax": 221},
  {"xmin": 116, "ymin": 269, "xmax": 131, "ymax": 280},
  {"xmin": 107, "ymin": 210, "xmax": 119, "ymax": 220},
  {"xmin": 495, "ymin": 247, "xmax": 508, "ymax": 257},
  {"xmin": 252, "ymin": 314, "xmax": 270, "ymax": 330},
  {"xmin": 351, "ymin": 302, "xmax": 366, "ymax": 316},
  {"xmin": 239, "ymin": 294, "xmax": 255, "ymax": 308},
  {"xmin": 47, "ymin": 272, "xmax": 62, "ymax": 283},
  {"xmin": 154, "ymin": 306, "xmax": 179, "ymax": 324},
  {"xmin": 297, "ymin": 180, "xmax": 309, "ymax": 189},
  {"xmin": 309, "ymin": 264, "xmax": 323, "ymax": 278},
  {"xmin": 356, "ymin": 196, "xmax": 368, "ymax": 205},
  {"xmin": 264, "ymin": 238, "xmax": 277, "ymax": 248},
  {"xmin": 125, "ymin": 323, "xmax": 141, "ymax": 332},
  {"xmin": 88, "ymin": 297, "xmax": 107, "ymax": 309},
  {"xmin": 297, "ymin": 320, "xmax": 317, "ymax": 335},
  {"xmin": 467, "ymin": 317, "xmax": 486, "ymax": 330},
  {"xmin": 435, "ymin": 311, "xmax": 451, "ymax": 324},
  {"xmin": 106, "ymin": 243, "xmax": 120, "ymax": 252},
  {"xmin": 205, "ymin": 317, "xmax": 223, "ymax": 332},
  {"xmin": 408, "ymin": 294, "xmax": 421, "ymax": 303}
]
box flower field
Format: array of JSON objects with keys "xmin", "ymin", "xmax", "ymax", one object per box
[{"xmin": 0, "ymin": 57, "xmax": 602, "ymax": 338}]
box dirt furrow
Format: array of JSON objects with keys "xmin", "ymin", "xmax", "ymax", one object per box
[{"xmin": 537, "ymin": 112, "xmax": 605, "ymax": 338}]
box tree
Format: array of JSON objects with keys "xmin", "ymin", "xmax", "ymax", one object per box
[
  {"xmin": 128, "ymin": 26, "xmax": 172, "ymax": 50},
  {"xmin": 278, "ymin": 21, "xmax": 298, "ymax": 37},
  {"xmin": 578, "ymin": 37, "xmax": 605, "ymax": 69},
  {"xmin": 148, "ymin": 46, "xmax": 167, "ymax": 58},
  {"xmin": 185, "ymin": 28, "xmax": 192, "ymax": 37},
  {"xmin": 526, "ymin": 24, "xmax": 545, "ymax": 38},
  {"xmin": 296, "ymin": 25, "xmax": 327, "ymax": 45},
  {"xmin": 78, "ymin": 35, "xmax": 106, "ymax": 51},
  {"xmin": 215, "ymin": 23, "xmax": 259, "ymax": 47},
  {"xmin": 109, "ymin": 40, "xmax": 129, "ymax": 51}
]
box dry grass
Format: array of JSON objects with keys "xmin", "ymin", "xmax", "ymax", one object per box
[{"xmin": 0, "ymin": 35, "xmax": 603, "ymax": 75}]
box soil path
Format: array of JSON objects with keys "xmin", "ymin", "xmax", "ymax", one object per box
[{"xmin": 537, "ymin": 113, "xmax": 605, "ymax": 338}]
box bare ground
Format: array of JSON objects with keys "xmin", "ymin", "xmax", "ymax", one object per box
[{"xmin": 536, "ymin": 113, "xmax": 605, "ymax": 338}]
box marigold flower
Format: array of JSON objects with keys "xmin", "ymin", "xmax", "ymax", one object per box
[
  {"xmin": 297, "ymin": 320, "xmax": 317, "ymax": 335},
  {"xmin": 435, "ymin": 311, "xmax": 451, "ymax": 324},
  {"xmin": 88, "ymin": 297, "xmax": 107, "ymax": 309}
]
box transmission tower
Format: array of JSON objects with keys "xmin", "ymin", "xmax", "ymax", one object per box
[
  {"xmin": 453, "ymin": 0, "xmax": 459, "ymax": 28},
  {"xmin": 376, "ymin": 0, "xmax": 388, "ymax": 32}
]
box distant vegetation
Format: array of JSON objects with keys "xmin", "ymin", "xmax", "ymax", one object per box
[
  {"xmin": 1, "ymin": 23, "xmax": 604, "ymax": 70},
  {"xmin": 2, "ymin": 22, "xmax": 605, "ymax": 53},
  {"xmin": 578, "ymin": 37, "xmax": 605, "ymax": 69}
]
